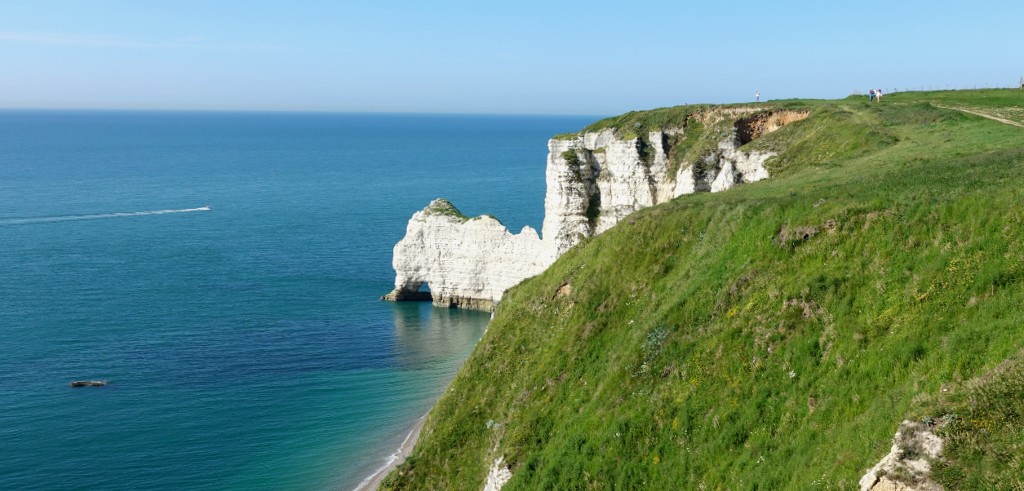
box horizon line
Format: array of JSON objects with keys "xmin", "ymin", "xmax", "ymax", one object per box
[
  {"xmin": 0, "ymin": 106, "xmax": 610, "ymax": 118},
  {"xmin": 1, "ymin": 86, "xmax": 1017, "ymax": 118}
]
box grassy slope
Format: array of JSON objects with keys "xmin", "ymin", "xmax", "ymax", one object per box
[{"xmin": 382, "ymin": 89, "xmax": 1024, "ymax": 490}]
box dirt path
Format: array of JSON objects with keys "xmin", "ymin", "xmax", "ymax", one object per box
[{"xmin": 936, "ymin": 104, "xmax": 1024, "ymax": 129}]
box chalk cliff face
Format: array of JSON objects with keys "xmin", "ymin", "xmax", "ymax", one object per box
[
  {"xmin": 382, "ymin": 199, "xmax": 549, "ymax": 311},
  {"xmin": 384, "ymin": 109, "xmax": 808, "ymax": 310},
  {"xmin": 543, "ymin": 125, "xmax": 777, "ymax": 256}
]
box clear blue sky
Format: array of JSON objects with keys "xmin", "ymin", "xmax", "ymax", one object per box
[{"xmin": 1, "ymin": 1, "xmax": 1020, "ymax": 115}]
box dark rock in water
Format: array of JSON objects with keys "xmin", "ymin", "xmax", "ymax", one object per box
[
  {"xmin": 69, "ymin": 380, "xmax": 107, "ymax": 387},
  {"xmin": 381, "ymin": 289, "xmax": 432, "ymax": 302}
]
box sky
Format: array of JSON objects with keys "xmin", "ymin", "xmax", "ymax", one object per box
[{"xmin": 1, "ymin": 1, "xmax": 1021, "ymax": 115}]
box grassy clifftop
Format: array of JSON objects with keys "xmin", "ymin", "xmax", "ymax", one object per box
[{"xmin": 383, "ymin": 89, "xmax": 1024, "ymax": 489}]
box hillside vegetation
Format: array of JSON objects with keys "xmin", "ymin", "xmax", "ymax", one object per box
[{"xmin": 382, "ymin": 89, "xmax": 1024, "ymax": 490}]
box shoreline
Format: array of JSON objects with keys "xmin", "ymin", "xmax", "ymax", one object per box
[{"xmin": 353, "ymin": 413, "xmax": 427, "ymax": 491}]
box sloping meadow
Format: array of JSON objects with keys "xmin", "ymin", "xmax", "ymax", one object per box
[{"xmin": 383, "ymin": 90, "xmax": 1024, "ymax": 490}]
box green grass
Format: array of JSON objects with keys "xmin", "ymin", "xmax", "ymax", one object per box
[
  {"xmin": 912, "ymin": 352, "xmax": 1024, "ymax": 489},
  {"xmin": 666, "ymin": 118, "xmax": 735, "ymax": 178},
  {"xmin": 423, "ymin": 198, "xmax": 469, "ymax": 221},
  {"xmin": 746, "ymin": 106, "xmax": 900, "ymax": 175},
  {"xmin": 553, "ymin": 132, "xmax": 581, "ymax": 141},
  {"xmin": 382, "ymin": 89, "xmax": 1024, "ymax": 490},
  {"xmin": 561, "ymin": 103, "xmax": 776, "ymax": 178}
]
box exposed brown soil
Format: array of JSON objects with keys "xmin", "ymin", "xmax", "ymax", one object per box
[{"xmin": 735, "ymin": 110, "xmax": 810, "ymax": 144}]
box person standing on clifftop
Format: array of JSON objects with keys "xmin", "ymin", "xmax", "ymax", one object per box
[
  {"xmin": 755, "ymin": 90, "xmax": 760, "ymax": 102},
  {"xmin": 876, "ymin": 89, "xmax": 883, "ymax": 102},
  {"xmin": 869, "ymin": 89, "xmax": 875, "ymax": 102}
]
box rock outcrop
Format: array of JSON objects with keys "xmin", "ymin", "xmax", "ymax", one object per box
[
  {"xmin": 859, "ymin": 420, "xmax": 944, "ymax": 491},
  {"xmin": 482, "ymin": 457, "xmax": 512, "ymax": 491},
  {"xmin": 382, "ymin": 199, "xmax": 548, "ymax": 311},
  {"xmin": 384, "ymin": 108, "xmax": 808, "ymax": 310}
]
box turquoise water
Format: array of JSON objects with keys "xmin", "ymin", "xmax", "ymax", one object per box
[{"xmin": 0, "ymin": 111, "xmax": 593, "ymax": 490}]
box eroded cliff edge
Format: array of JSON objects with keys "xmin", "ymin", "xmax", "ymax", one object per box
[{"xmin": 383, "ymin": 107, "xmax": 808, "ymax": 310}]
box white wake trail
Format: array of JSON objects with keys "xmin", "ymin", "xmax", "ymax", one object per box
[{"xmin": 0, "ymin": 206, "xmax": 211, "ymax": 226}]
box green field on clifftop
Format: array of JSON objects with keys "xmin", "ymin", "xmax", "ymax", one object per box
[{"xmin": 383, "ymin": 89, "xmax": 1024, "ymax": 490}]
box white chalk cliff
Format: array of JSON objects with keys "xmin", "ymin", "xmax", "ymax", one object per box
[
  {"xmin": 384, "ymin": 108, "xmax": 808, "ymax": 310},
  {"xmin": 382, "ymin": 199, "xmax": 548, "ymax": 311}
]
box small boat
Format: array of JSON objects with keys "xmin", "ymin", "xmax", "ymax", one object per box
[{"xmin": 69, "ymin": 380, "xmax": 107, "ymax": 388}]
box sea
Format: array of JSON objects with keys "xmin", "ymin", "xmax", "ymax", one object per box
[{"xmin": 0, "ymin": 110, "xmax": 595, "ymax": 490}]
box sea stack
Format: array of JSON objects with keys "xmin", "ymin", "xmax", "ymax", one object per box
[{"xmin": 384, "ymin": 108, "xmax": 808, "ymax": 310}]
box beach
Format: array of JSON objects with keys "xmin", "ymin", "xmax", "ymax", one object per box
[{"xmin": 354, "ymin": 414, "xmax": 427, "ymax": 491}]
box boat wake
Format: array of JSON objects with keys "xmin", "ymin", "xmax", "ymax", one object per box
[{"xmin": 0, "ymin": 206, "xmax": 211, "ymax": 226}]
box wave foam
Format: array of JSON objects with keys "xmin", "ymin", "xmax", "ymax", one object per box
[{"xmin": 0, "ymin": 206, "xmax": 211, "ymax": 226}]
